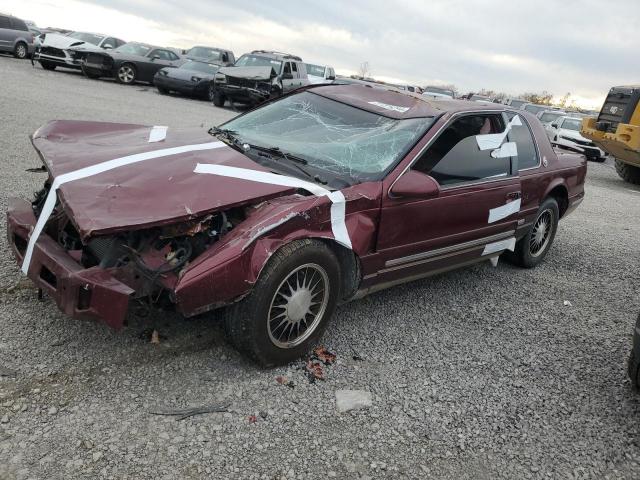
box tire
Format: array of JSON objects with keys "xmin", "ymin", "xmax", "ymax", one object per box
[
  {"xmin": 506, "ymin": 197, "xmax": 559, "ymax": 268},
  {"xmin": 40, "ymin": 61, "xmax": 56, "ymax": 71},
  {"xmin": 81, "ymin": 65, "xmax": 101, "ymax": 79},
  {"xmin": 629, "ymin": 350, "xmax": 640, "ymax": 390},
  {"xmin": 207, "ymin": 82, "xmax": 216, "ymax": 102},
  {"xmin": 157, "ymin": 86, "xmax": 169, "ymax": 94},
  {"xmin": 224, "ymin": 239, "xmax": 341, "ymax": 367},
  {"xmin": 212, "ymin": 90, "xmax": 226, "ymax": 107},
  {"xmin": 116, "ymin": 63, "xmax": 136, "ymax": 84},
  {"xmin": 614, "ymin": 159, "xmax": 640, "ymax": 185},
  {"xmin": 14, "ymin": 42, "xmax": 28, "ymax": 59}
]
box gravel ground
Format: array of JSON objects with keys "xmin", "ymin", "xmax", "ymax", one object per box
[{"xmin": 1, "ymin": 57, "xmax": 640, "ymax": 480}]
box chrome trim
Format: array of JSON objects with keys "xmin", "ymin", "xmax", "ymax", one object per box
[
  {"xmin": 384, "ymin": 230, "xmax": 515, "ymax": 268},
  {"xmin": 388, "ymin": 109, "xmax": 541, "ymax": 196}
]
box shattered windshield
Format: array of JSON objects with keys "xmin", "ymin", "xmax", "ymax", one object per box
[
  {"xmin": 115, "ymin": 43, "xmax": 151, "ymax": 56},
  {"xmin": 235, "ymin": 55, "xmax": 283, "ymax": 73},
  {"xmin": 223, "ymin": 91, "xmax": 432, "ymax": 182}
]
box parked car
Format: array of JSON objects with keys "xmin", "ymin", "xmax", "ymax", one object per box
[
  {"xmin": 629, "ymin": 312, "xmax": 640, "ymax": 390},
  {"xmin": 7, "ymin": 85, "xmax": 586, "ymax": 366},
  {"xmin": 212, "ymin": 51, "xmax": 309, "ymax": 107},
  {"xmin": 154, "ymin": 60, "xmax": 221, "ymax": 100},
  {"xmin": 183, "ymin": 45, "xmax": 234, "ymax": 65},
  {"xmin": 469, "ymin": 94, "xmax": 493, "ymax": 103},
  {"xmin": 537, "ymin": 109, "xmax": 566, "ymax": 126},
  {"xmin": 0, "ymin": 13, "xmax": 35, "ymax": 59},
  {"xmin": 305, "ymin": 63, "xmax": 336, "ymax": 84},
  {"xmin": 80, "ymin": 42, "xmax": 185, "ymax": 84},
  {"xmin": 35, "ymin": 31, "xmax": 125, "ymax": 70},
  {"xmin": 422, "ymin": 86, "xmax": 455, "ymax": 99},
  {"xmin": 504, "ymin": 98, "xmax": 528, "ymax": 109},
  {"xmin": 520, "ymin": 103, "xmax": 550, "ymax": 116},
  {"xmin": 548, "ymin": 116, "xmax": 606, "ymax": 161}
]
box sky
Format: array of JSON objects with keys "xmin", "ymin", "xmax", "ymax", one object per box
[{"xmin": 4, "ymin": 0, "xmax": 639, "ymax": 109}]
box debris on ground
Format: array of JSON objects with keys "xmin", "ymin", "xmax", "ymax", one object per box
[
  {"xmin": 563, "ymin": 300, "xmax": 573, "ymax": 307},
  {"xmin": 150, "ymin": 330, "xmax": 160, "ymax": 345},
  {"xmin": 259, "ymin": 411, "xmax": 268, "ymax": 420},
  {"xmin": 138, "ymin": 328, "xmax": 167, "ymax": 343},
  {"xmin": 275, "ymin": 376, "xmax": 295, "ymax": 388},
  {"xmin": 0, "ymin": 366, "xmax": 17, "ymax": 378},
  {"xmin": 248, "ymin": 415, "xmax": 257, "ymax": 423},
  {"xmin": 335, "ymin": 390, "xmax": 373, "ymax": 413},
  {"xmin": 149, "ymin": 404, "xmax": 229, "ymax": 421},
  {"xmin": 351, "ymin": 347, "xmax": 364, "ymax": 361},
  {"xmin": 313, "ymin": 346, "xmax": 336, "ymax": 365},
  {"xmin": 305, "ymin": 360, "xmax": 325, "ymax": 383}
]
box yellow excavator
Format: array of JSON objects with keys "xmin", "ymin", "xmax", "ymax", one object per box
[{"xmin": 581, "ymin": 85, "xmax": 640, "ymax": 184}]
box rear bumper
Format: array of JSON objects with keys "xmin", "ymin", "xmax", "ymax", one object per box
[{"xmin": 6, "ymin": 198, "xmax": 134, "ymax": 329}]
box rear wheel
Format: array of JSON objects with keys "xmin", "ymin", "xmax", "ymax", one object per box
[
  {"xmin": 116, "ymin": 63, "xmax": 136, "ymax": 84},
  {"xmin": 40, "ymin": 61, "xmax": 56, "ymax": 70},
  {"xmin": 14, "ymin": 42, "xmax": 28, "ymax": 59},
  {"xmin": 615, "ymin": 159, "xmax": 640, "ymax": 185},
  {"xmin": 212, "ymin": 90, "xmax": 226, "ymax": 107},
  {"xmin": 505, "ymin": 197, "xmax": 559, "ymax": 268},
  {"xmin": 224, "ymin": 240, "xmax": 340, "ymax": 367}
]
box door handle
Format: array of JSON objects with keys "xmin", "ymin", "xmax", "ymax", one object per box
[{"xmin": 506, "ymin": 191, "xmax": 521, "ymax": 200}]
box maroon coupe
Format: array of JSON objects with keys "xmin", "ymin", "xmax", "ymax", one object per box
[{"xmin": 7, "ymin": 85, "xmax": 586, "ymax": 365}]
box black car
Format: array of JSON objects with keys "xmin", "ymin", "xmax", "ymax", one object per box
[
  {"xmin": 81, "ymin": 42, "xmax": 184, "ymax": 84},
  {"xmin": 629, "ymin": 313, "xmax": 640, "ymax": 389},
  {"xmin": 154, "ymin": 60, "xmax": 220, "ymax": 100},
  {"xmin": 183, "ymin": 45, "xmax": 234, "ymax": 65}
]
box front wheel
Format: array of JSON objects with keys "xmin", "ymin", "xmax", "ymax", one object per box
[
  {"xmin": 505, "ymin": 197, "xmax": 559, "ymax": 268},
  {"xmin": 14, "ymin": 42, "xmax": 28, "ymax": 59},
  {"xmin": 116, "ymin": 63, "xmax": 136, "ymax": 84},
  {"xmin": 224, "ymin": 240, "xmax": 341, "ymax": 367},
  {"xmin": 615, "ymin": 159, "xmax": 640, "ymax": 185},
  {"xmin": 212, "ymin": 89, "xmax": 226, "ymax": 107}
]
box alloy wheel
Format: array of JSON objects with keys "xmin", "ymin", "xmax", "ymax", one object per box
[
  {"xmin": 267, "ymin": 263, "xmax": 329, "ymax": 349},
  {"xmin": 16, "ymin": 44, "xmax": 27, "ymax": 59},
  {"xmin": 529, "ymin": 209, "xmax": 553, "ymax": 257},
  {"xmin": 118, "ymin": 66, "xmax": 134, "ymax": 84}
]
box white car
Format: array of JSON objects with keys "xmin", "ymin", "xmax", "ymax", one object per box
[
  {"xmin": 305, "ymin": 63, "xmax": 336, "ymax": 84},
  {"xmin": 537, "ymin": 110, "xmax": 566, "ymax": 127},
  {"xmin": 422, "ymin": 86, "xmax": 454, "ymax": 99},
  {"xmin": 35, "ymin": 31, "xmax": 125, "ymax": 70},
  {"xmin": 504, "ymin": 98, "xmax": 528, "ymax": 109},
  {"xmin": 548, "ymin": 116, "xmax": 606, "ymax": 162}
]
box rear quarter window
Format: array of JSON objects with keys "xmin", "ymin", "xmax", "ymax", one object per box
[
  {"xmin": 0, "ymin": 16, "xmax": 11, "ymax": 29},
  {"xmin": 10, "ymin": 18, "xmax": 28, "ymax": 31},
  {"xmin": 506, "ymin": 112, "xmax": 539, "ymax": 170}
]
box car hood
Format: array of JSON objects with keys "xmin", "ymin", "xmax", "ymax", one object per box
[
  {"xmin": 31, "ymin": 120, "xmax": 296, "ymax": 241},
  {"xmin": 41, "ymin": 33, "xmax": 99, "ymax": 51},
  {"xmin": 161, "ymin": 67, "xmax": 217, "ymax": 81},
  {"xmin": 218, "ymin": 66, "xmax": 276, "ymax": 81},
  {"xmin": 559, "ymin": 129, "xmax": 587, "ymax": 141}
]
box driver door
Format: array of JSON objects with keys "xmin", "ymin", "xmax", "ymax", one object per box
[{"xmin": 375, "ymin": 112, "xmax": 522, "ymax": 283}]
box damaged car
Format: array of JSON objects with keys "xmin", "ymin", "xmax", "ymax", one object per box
[
  {"xmin": 80, "ymin": 42, "xmax": 185, "ymax": 83},
  {"xmin": 34, "ymin": 31, "xmax": 125, "ymax": 70},
  {"xmin": 212, "ymin": 50, "xmax": 309, "ymax": 107},
  {"xmin": 7, "ymin": 85, "xmax": 586, "ymax": 366},
  {"xmin": 154, "ymin": 60, "xmax": 223, "ymax": 100}
]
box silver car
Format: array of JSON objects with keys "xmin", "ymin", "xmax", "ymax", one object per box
[{"xmin": 0, "ymin": 13, "xmax": 35, "ymax": 59}]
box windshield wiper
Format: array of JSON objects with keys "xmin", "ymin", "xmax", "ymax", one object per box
[
  {"xmin": 243, "ymin": 144, "xmax": 328, "ymax": 185},
  {"xmin": 208, "ymin": 126, "xmax": 239, "ymax": 144}
]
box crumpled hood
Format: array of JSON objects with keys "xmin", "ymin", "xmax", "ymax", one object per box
[
  {"xmin": 32, "ymin": 120, "xmax": 296, "ymax": 241},
  {"xmin": 41, "ymin": 33, "xmax": 97, "ymax": 51},
  {"xmin": 218, "ymin": 66, "xmax": 276, "ymax": 81}
]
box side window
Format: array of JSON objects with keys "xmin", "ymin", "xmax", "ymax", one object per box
[
  {"xmin": 152, "ymin": 50, "xmax": 172, "ymax": 60},
  {"xmin": 103, "ymin": 37, "xmax": 117, "ymax": 48},
  {"xmin": 11, "ymin": 18, "xmax": 28, "ymax": 31},
  {"xmin": 283, "ymin": 62, "xmax": 292, "ymax": 75},
  {"xmin": 167, "ymin": 51, "xmax": 179, "ymax": 61},
  {"xmin": 291, "ymin": 62, "xmax": 298, "ymax": 72},
  {"xmin": 506, "ymin": 112, "xmax": 539, "ymax": 170},
  {"xmin": 413, "ymin": 114, "xmax": 511, "ymax": 187},
  {"xmin": 0, "ymin": 16, "xmax": 11, "ymax": 29}
]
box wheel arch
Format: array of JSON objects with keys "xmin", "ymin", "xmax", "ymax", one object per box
[{"xmin": 544, "ymin": 182, "xmax": 569, "ymax": 218}]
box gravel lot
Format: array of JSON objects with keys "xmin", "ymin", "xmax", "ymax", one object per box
[{"xmin": 1, "ymin": 56, "xmax": 640, "ymax": 480}]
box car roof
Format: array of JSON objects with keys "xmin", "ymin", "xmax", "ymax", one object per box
[
  {"xmin": 309, "ymin": 84, "xmax": 509, "ymax": 119},
  {"xmin": 248, "ymin": 50, "xmax": 302, "ymax": 61}
]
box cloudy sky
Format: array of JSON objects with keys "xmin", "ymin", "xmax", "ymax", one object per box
[{"xmin": 6, "ymin": 0, "xmax": 639, "ymax": 108}]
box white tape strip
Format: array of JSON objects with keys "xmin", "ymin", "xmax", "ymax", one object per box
[
  {"xmin": 487, "ymin": 198, "xmax": 521, "ymax": 224},
  {"xmin": 21, "ymin": 141, "xmax": 226, "ymax": 274},
  {"xmin": 490, "ymin": 141, "xmax": 517, "ymax": 159},
  {"xmin": 194, "ymin": 163, "xmax": 352, "ymax": 249},
  {"xmin": 148, "ymin": 126, "xmax": 168, "ymax": 143},
  {"xmin": 482, "ymin": 237, "xmax": 516, "ymax": 256},
  {"xmin": 476, "ymin": 115, "xmax": 522, "ymax": 150}
]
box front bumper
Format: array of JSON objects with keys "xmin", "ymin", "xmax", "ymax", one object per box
[
  {"xmin": 7, "ymin": 198, "xmax": 134, "ymax": 329},
  {"xmin": 154, "ymin": 75, "xmax": 208, "ymax": 96},
  {"xmin": 217, "ymin": 84, "xmax": 272, "ymax": 104},
  {"xmin": 34, "ymin": 48, "xmax": 80, "ymax": 68}
]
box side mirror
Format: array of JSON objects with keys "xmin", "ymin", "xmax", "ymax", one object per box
[
  {"xmin": 103, "ymin": 44, "xmax": 113, "ymax": 49},
  {"xmin": 151, "ymin": 55, "xmax": 160, "ymax": 61},
  {"xmin": 390, "ymin": 170, "xmax": 440, "ymax": 200},
  {"xmin": 282, "ymin": 72, "xmax": 293, "ymax": 80}
]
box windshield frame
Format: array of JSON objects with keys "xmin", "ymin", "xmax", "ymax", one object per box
[
  {"xmin": 219, "ymin": 90, "xmax": 434, "ymax": 187},
  {"xmin": 561, "ymin": 118, "xmax": 582, "ymax": 131},
  {"xmin": 67, "ymin": 32, "xmax": 105, "ymax": 46}
]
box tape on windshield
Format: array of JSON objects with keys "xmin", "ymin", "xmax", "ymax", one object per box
[
  {"xmin": 476, "ymin": 115, "xmax": 522, "ymax": 150},
  {"xmin": 194, "ymin": 163, "xmax": 352, "ymax": 249},
  {"xmin": 149, "ymin": 126, "xmax": 168, "ymax": 143},
  {"xmin": 21, "ymin": 141, "xmax": 226, "ymax": 274}
]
